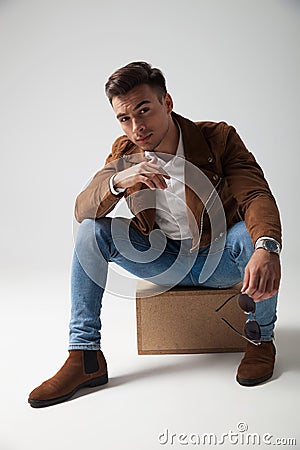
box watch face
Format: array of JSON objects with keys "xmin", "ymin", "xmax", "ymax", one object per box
[{"xmin": 264, "ymin": 240, "xmax": 279, "ymax": 252}]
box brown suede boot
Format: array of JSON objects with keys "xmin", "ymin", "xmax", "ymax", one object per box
[
  {"xmin": 28, "ymin": 350, "xmax": 108, "ymax": 408},
  {"xmin": 236, "ymin": 341, "xmax": 276, "ymax": 386}
]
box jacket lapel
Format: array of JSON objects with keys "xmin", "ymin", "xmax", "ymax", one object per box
[{"xmin": 172, "ymin": 112, "xmax": 213, "ymax": 165}]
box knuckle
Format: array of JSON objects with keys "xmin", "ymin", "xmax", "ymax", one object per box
[{"xmin": 248, "ymin": 283, "xmax": 256, "ymax": 291}]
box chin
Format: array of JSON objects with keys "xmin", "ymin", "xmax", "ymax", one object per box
[{"xmin": 136, "ymin": 142, "xmax": 155, "ymax": 151}]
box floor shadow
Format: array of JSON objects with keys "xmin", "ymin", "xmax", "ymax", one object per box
[
  {"xmin": 70, "ymin": 352, "xmax": 241, "ymax": 402},
  {"xmin": 272, "ymin": 325, "xmax": 300, "ymax": 379},
  {"xmin": 68, "ymin": 325, "xmax": 299, "ymax": 403},
  {"xmin": 69, "ymin": 357, "xmax": 206, "ymax": 401}
]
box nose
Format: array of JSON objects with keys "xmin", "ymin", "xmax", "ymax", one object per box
[{"xmin": 132, "ymin": 117, "xmax": 145, "ymax": 135}]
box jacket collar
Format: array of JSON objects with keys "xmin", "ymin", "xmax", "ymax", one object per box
[
  {"xmin": 123, "ymin": 111, "xmax": 213, "ymax": 166},
  {"xmin": 171, "ymin": 112, "xmax": 213, "ymax": 165}
]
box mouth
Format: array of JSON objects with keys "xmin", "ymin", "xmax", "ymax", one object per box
[{"xmin": 136, "ymin": 133, "xmax": 152, "ymax": 144}]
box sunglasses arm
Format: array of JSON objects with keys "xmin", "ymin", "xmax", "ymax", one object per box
[{"xmin": 221, "ymin": 318, "xmax": 261, "ymax": 346}]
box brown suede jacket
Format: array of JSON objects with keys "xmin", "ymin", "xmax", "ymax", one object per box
[{"xmin": 75, "ymin": 112, "xmax": 282, "ymax": 252}]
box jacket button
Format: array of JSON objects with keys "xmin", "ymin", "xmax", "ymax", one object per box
[
  {"xmin": 212, "ymin": 174, "xmax": 218, "ymax": 181},
  {"xmin": 208, "ymin": 156, "xmax": 214, "ymax": 163}
]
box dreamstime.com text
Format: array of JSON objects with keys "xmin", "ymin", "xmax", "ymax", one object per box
[{"xmin": 158, "ymin": 423, "xmax": 297, "ymax": 446}]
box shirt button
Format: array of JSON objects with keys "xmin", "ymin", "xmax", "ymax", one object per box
[
  {"xmin": 208, "ymin": 156, "xmax": 214, "ymax": 163},
  {"xmin": 212, "ymin": 174, "xmax": 218, "ymax": 181}
]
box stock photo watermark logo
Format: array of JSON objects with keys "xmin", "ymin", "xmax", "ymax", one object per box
[
  {"xmin": 158, "ymin": 422, "xmax": 297, "ymax": 446},
  {"xmin": 72, "ymin": 154, "xmax": 227, "ymax": 299}
]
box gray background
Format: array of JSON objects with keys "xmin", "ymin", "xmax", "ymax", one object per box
[{"xmin": 0, "ymin": 1, "xmax": 299, "ymax": 449}]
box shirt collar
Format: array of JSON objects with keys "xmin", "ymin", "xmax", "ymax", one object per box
[{"xmin": 145, "ymin": 119, "xmax": 184, "ymax": 166}]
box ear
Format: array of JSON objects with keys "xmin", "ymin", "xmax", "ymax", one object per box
[{"xmin": 164, "ymin": 93, "xmax": 173, "ymax": 114}]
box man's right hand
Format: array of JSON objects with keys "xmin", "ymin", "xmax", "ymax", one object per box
[{"xmin": 113, "ymin": 156, "xmax": 170, "ymax": 191}]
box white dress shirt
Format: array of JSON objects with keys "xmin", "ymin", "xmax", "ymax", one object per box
[{"xmin": 110, "ymin": 124, "xmax": 192, "ymax": 240}]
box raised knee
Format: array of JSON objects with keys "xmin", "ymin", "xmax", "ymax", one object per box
[
  {"xmin": 76, "ymin": 217, "xmax": 112, "ymax": 244},
  {"xmin": 228, "ymin": 222, "xmax": 254, "ymax": 258},
  {"xmin": 94, "ymin": 217, "xmax": 113, "ymax": 239}
]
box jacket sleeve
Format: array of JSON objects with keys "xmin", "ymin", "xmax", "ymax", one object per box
[
  {"xmin": 221, "ymin": 124, "xmax": 282, "ymax": 246},
  {"xmin": 74, "ymin": 137, "xmax": 130, "ymax": 223}
]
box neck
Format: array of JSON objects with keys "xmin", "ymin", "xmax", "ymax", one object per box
[{"xmin": 155, "ymin": 116, "xmax": 179, "ymax": 155}]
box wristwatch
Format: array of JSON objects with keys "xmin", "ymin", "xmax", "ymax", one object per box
[{"xmin": 255, "ymin": 237, "xmax": 281, "ymax": 255}]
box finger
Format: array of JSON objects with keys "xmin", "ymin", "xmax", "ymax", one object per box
[
  {"xmin": 148, "ymin": 155, "xmax": 158, "ymax": 164},
  {"xmin": 269, "ymin": 278, "xmax": 280, "ymax": 298},
  {"xmin": 140, "ymin": 174, "xmax": 167, "ymax": 190},
  {"xmin": 153, "ymin": 174, "xmax": 168, "ymax": 189},
  {"xmin": 252, "ymin": 276, "xmax": 277, "ymax": 301},
  {"xmin": 264, "ymin": 278, "xmax": 275, "ymax": 298},
  {"xmin": 139, "ymin": 175, "xmax": 156, "ymax": 190},
  {"xmin": 143, "ymin": 163, "xmax": 170, "ymax": 178},
  {"xmin": 144, "ymin": 172, "xmax": 168, "ymax": 189},
  {"xmin": 244, "ymin": 272, "xmax": 260, "ymax": 298},
  {"xmin": 249, "ymin": 284, "xmax": 276, "ymax": 302},
  {"xmin": 262, "ymin": 272, "xmax": 280, "ymax": 299},
  {"xmin": 273, "ymin": 277, "xmax": 280, "ymax": 292},
  {"xmin": 152, "ymin": 177, "xmax": 167, "ymax": 190},
  {"xmin": 256, "ymin": 276, "xmax": 279, "ymax": 301},
  {"xmin": 241, "ymin": 267, "xmax": 250, "ymax": 292},
  {"xmin": 255, "ymin": 276, "xmax": 268, "ymax": 299},
  {"xmin": 253, "ymin": 291, "xmax": 266, "ymax": 301},
  {"xmin": 268, "ymin": 288, "xmax": 278, "ymax": 298},
  {"xmin": 140, "ymin": 166, "xmax": 170, "ymax": 181}
]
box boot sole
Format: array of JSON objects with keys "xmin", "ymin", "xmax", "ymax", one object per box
[
  {"xmin": 236, "ymin": 371, "xmax": 273, "ymax": 387},
  {"xmin": 28, "ymin": 372, "xmax": 108, "ymax": 408}
]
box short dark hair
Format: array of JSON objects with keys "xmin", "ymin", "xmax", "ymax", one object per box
[{"xmin": 105, "ymin": 61, "xmax": 167, "ymax": 104}]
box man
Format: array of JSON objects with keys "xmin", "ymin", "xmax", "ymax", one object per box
[{"xmin": 28, "ymin": 62, "xmax": 281, "ymax": 408}]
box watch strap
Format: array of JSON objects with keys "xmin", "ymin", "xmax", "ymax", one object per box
[{"xmin": 255, "ymin": 236, "xmax": 281, "ymax": 254}]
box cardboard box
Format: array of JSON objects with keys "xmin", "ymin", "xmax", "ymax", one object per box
[{"xmin": 136, "ymin": 280, "xmax": 247, "ymax": 354}]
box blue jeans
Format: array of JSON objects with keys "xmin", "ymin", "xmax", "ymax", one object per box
[{"xmin": 69, "ymin": 219, "xmax": 278, "ymax": 350}]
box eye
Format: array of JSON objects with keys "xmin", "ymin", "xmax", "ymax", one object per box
[
  {"xmin": 120, "ymin": 117, "xmax": 129, "ymax": 123},
  {"xmin": 140, "ymin": 107, "xmax": 149, "ymax": 114}
]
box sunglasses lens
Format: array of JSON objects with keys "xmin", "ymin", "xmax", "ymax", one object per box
[
  {"xmin": 238, "ymin": 293, "xmax": 255, "ymax": 313},
  {"xmin": 244, "ymin": 320, "xmax": 261, "ymax": 341}
]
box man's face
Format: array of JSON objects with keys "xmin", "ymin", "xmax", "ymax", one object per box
[{"xmin": 112, "ymin": 84, "xmax": 173, "ymax": 151}]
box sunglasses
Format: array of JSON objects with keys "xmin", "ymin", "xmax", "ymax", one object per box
[{"xmin": 215, "ymin": 292, "xmax": 261, "ymax": 346}]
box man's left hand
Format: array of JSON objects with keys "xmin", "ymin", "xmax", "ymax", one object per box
[{"xmin": 241, "ymin": 249, "xmax": 281, "ymax": 302}]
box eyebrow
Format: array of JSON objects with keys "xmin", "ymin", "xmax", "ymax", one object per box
[{"xmin": 116, "ymin": 100, "xmax": 151, "ymax": 119}]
